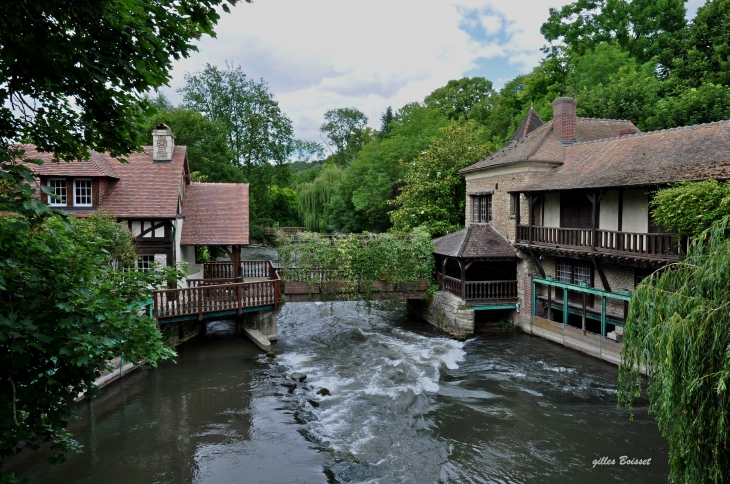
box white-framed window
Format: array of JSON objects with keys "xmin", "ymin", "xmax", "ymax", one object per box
[
  {"xmin": 73, "ymin": 178, "xmax": 92, "ymax": 207},
  {"xmin": 137, "ymin": 255, "xmax": 155, "ymax": 272},
  {"xmin": 47, "ymin": 178, "xmax": 67, "ymax": 206}
]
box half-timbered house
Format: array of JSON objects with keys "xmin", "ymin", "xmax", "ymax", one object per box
[{"xmin": 26, "ymin": 124, "xmax": 249, "ymax": 286}]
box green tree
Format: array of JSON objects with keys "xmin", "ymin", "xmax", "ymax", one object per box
[
  {"xmin": 389, "ymin": 122, "xmax": 492, "ymax": 237},
  {"xmin": 619, "ymin": 215, "xmax": 730, "ymax": 484},
  {"xmin": 0, "ymin": 0, "xmax": 247, "ymax": 163},
  {"xmin": 0, "ymin": 213, "xmax": 178, "ymax": 462},
  {"xmin": 541, "ymin": 0, "xmax": 687, "ymax": 62},
  {"xmin": 331, "ymin": 103, "xmax": 449, "ymax": 232},
  {"xmin": 425, "ymin": 77, "xmax": 494, "ymax": 121},
  {"xmin": 649, "ymin": 180, "xmax": 730, "ymax": 236},
  {"xmin": 297, "ymin": 164, "xmax": 344, "ymax": 232},
  {"xmin": 320, "ymin": 107, "xmax": 370, "ymax": 166},
  {"xmin": 645, "ymin": 83, "xmax": 730, "ymax": 130},
  {"xmin": 140, "ymin": 106, "xmax": 243, "ymax": 183},
  {"xmin": 178, "ymin": 63, "xmax": 294, "ymax": 234},
  {"xmin": 663, "ymin": 0, "xmax": 730, "ymax": 87},
  {"xmin": 179, "ymin": 63, "xmax": 294, "ymax": 170}
]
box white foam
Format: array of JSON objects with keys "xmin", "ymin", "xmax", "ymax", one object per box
[{"xmin": 421, "ymin": 377, "xmax": 440, "ymax": 393}]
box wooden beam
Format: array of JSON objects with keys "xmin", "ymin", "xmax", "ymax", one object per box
[
  {"xmin": 527, "ymin": 193, "xmax": 534, "ymax": 245},
  {"xmin": 617, "ymin": 189, "xmax": 624, "ymax": 232},
  {"xmin": 593, "ymin": 259, "xmax": 611, "ymax": 292},
  {"xmin": 459, "ymin": 259, "xmax": 466, "ymax": 300},
  {"xmin": 530, "ymin": 250, "xmax": 547, "ymax": 279}
]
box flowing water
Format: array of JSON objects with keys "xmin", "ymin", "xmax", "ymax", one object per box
[
  {"xmin": 5, "ymin": 249, "xmax": 669, "ymax": 483},
  {"xmin": 5, "ymin": 301, "xmax": 668, "ymax": 483}
]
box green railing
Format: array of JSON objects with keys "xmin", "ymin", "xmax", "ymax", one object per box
[{"xmin": 532, "ymin": 276, "xmax": 631, "ymax": 337}]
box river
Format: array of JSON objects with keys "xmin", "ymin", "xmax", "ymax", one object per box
[{"xmin": 5, "ymin": 300, "xmax": 668, "ymax": 483}]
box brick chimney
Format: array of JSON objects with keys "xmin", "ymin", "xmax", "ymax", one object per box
[
  {"xmin": 152, "ymin": 123, "xmax": 175, "ymax": 161},
  {"xmin": 552, "ymin": 97, "xmax": 577, "ymax": 143}
]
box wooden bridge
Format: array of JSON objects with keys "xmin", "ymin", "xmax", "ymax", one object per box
[{"xmin": 152, "ymin": 260, "xmax": 430, "ymax": 323}]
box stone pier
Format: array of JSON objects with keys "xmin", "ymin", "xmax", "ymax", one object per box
[{"xmin": 407, "ymin": 291, "xmax": 475, "ymax": 340}]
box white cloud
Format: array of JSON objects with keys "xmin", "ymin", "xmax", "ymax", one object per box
[{"xmin": 163, "ymin": 0, "xmax": 665, "ymax": 141}]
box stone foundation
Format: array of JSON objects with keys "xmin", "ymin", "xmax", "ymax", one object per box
[
  {"xmin": 407, "ymin": 291, "xmax": 475, "ymax": 339},
  {"xmin": 241, "ymin": 310, "xmax": 278, "ymax": 341}
]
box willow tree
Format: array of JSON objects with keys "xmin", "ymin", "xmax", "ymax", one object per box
[
  {"xmin": 297, "ymin": 164, "xmax": 343, "ymax": 232},
  {"xmin": 619, "ymin": 216, "xmax": 730, "ymax": 483}
]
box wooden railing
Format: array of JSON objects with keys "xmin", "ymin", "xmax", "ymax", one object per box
[
  {"xmin": 517, "ymin": 226, "xmax": 592, "ymax": 248},
  {"xmin": 203, "ymin": 262, "xmax": 235, "ymax": 279},
  {"xmin": 241, "ymin": 260, "xmax": 275, "ymax": 279},
  {"xmin": 596, "ymin": 230, "xmax": 683, "ymax": 256},
  {"xmin": 441, "ymin": 275, "xmax": 462, "ymax": 297},
  {"xmin": 465, "ymin": 280, "xmax": 518, "ymax": 300},
  {"xmin": 516, "ymin": 225, "xmax": 682, "ymax": 258},
  {"xmin": 263, "ymin": 227, "xmax": 306, "ymax": 236},
  {"xmin": 188, "ymin": 277, "xmax": 240, "ymax": 288},
  {"xmin": 154, "ymin": 275, "xmax": 281, "ymax": 320},
  {"xmin": 439, "ymin": 275, "xmax": 517, "ymax": 301}
]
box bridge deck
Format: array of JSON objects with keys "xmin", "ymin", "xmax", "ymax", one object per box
[{"xmin": 151, "ymin": 260, "xmax": 430, "ymax": 322}]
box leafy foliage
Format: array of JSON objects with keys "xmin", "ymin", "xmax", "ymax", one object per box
[
  {"xmin": 425, "ymin": 77, "xmax": 494, "ymax": 121},
  {"xmin": 320, "ymin": 108, "xmax": 370, "ymax": 166},
  {"xmin": 0, "ymin": 0, "xmax": 247, "ymax": 162},
  {"xmin": 619, "ymin": 216, "xmax": 730, "ymax": 483},
  {"xmin": 276, "ymin": 229, "xmax": 434, "ymax": 301},
  {"xmin": 541, "ymin": 0, "xmax": 687, "ymax": 62},
  {"xmin": 389, "ymin": 122, "xmax": 492, "ymax": 237},
  {"xmin": 650, "ymin": 180, "xmax": 730, "ymax": 236},
  {"xmin": 297, "ymin": 164, "xmax": 344, "ymax": 232},
  {"xmin": 0, "ymin": 213, "xmax": 180, "ymax": 461}
]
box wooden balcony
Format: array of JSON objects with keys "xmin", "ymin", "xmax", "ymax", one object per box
[
  {"xmin": 515, "ymin": 225, "xmax": 684, "ymax": 261},
  {"xmin": 438, "ymin": 273, "xmax": 518, "ymax": 304}
]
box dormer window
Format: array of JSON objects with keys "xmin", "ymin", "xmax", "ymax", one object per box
[
  {"xmin": 74, "ymin": 179, "xmax": 92, "ymax": 207},
  {"xmin": 48, "ymin": 178, "xmax": 67, "ymax": 206}
]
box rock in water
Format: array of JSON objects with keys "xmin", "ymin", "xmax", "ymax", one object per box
[
  {"xmin": 280, "ymin": 381, "xmax": 296, "ymax": 388},
  {"xmin": 307, "ymin": 399, "xmax": 320, "ymax": 408},
  {"xmin": 291, "ymin": 372, "xmax": 307, "ymax": 382},
  {"xmin": 317, "ymin": 388, "xmax": 331, "ymax": 396}
]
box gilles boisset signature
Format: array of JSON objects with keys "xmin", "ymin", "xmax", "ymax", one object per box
[{"xmin": 593, "ymin": 456, "xmax": 651, "ymax": 468}]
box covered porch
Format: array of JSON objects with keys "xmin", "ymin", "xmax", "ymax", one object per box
[{"xmin": 433, "ymin": 225, "xmax": 519, "ymax": 307}]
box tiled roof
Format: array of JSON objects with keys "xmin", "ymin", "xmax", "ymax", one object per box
[
  {"xmin": 433, "ymin": 225, "xmax": 517, "ymax": 258},
  {"xmin": 516, "ymin": 120, "xmax": 730, "ymax": 192},
  {"xmin": 180, "ymin": 183, "xmax": 249, "ymax": 246},
  {"xmin": 509, "ymin": 107, "xmax": 544, "ymax": 142},
  {"xmin": 26, "ymin": 145, "xmax": 187, "ymax": 218},
  {"xmin": 460, "ymin": 117, "xmax": 639, "ymax": 174},
  {"xmin": 101, "ymin": 147, "xmax": 187, "ymax": 218},
  {"xmin": 23, "ymin": 146, "xmax": 118, "ymax": 178}
]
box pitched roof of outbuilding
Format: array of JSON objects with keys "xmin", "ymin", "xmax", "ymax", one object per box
[
  {"xmin": 432, "ymin": 225, "xmax": 517, "ymax": 258},
  {"xmin": 516, "ymin": 120, "xmax": 730, "ymax": 192},
  {"xmin": 460, "ymin": 117, "xmax": 639, "ymax": 174},
  {"xmin": 180, "ymin": 183, "xmax": 249, "ymax": 246}
]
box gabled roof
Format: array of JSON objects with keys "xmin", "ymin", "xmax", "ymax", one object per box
[
  {"xmin": 180, "ymin": 183, "xmax": 249, "ymax": 246},
  {"xmin": 516, "ymin": 120, "xmax": 730, "ymax": 192},
  {"xmin": 433, "ymin": 225, "xmax": 517, "ymax": 258},
  {"xmin": 509, "ymin": 107, "xmax": 544, "ymax": 142},
  {"xmin": 460, "ymin": 117, "xmax": 639, "ymax": 174},
  {"xmin": 25, "ymin": 145, "xmax": 188, "ymax": 218}
]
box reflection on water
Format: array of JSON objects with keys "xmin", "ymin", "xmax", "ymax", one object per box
[{"xmin": 5, "ymin": 297, "xmax": 668, "ymax": 484}]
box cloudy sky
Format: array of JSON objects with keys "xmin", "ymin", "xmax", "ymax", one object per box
[{"xmin": 163, "ymin": 0, "xmax": 705, "ymax": 142}]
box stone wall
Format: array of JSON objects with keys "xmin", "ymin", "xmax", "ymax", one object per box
[
  {"xmin": 407, "ymin": 291, "xmax": 474, "ymax": 339},
  {"xmin": 464, "ymin": 166, "xmax": 554, "ymax": 242},
  {"xmin": 242, "ymin": 310, "xmax": 278, "ymax": 342}
]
